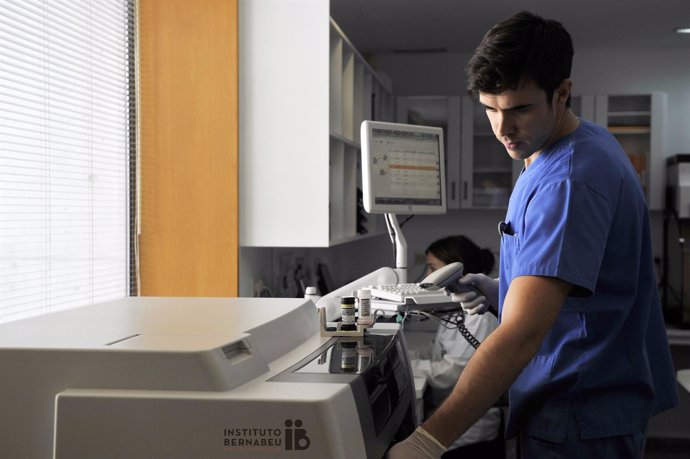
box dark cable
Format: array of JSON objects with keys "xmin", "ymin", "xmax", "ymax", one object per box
[
  {"xmin": 440, "ymin": 311, "xmax": 482, "ymax": 349},
  {"xmin": 398, "ymin": 214, "xmax": 415, "ymax": 228},
  {"xmin": 404, "ymin": 308, "xmax": 483, "ymax": 349}
]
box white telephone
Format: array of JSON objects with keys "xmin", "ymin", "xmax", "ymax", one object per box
[
  {"xmin": 369, "ymin": 262, "xmax": 483, "ymax": 310},
  {"xmin": 419, "ymin": 262, "xmax": 497, "ymax": 318},
  {"xmin": 370, "ymin": 262, "xmax": 471, "ymax": 305},
  {"xmin": 418, "ymin": 261, "xmax": 467, "ymax": 292}
]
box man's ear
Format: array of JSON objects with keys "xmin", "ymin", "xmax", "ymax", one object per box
[{"xmin": 555, "ymin": 79, "xmax": 572, "ymax": 105}]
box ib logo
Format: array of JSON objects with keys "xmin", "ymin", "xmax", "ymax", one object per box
[{"xmin": 284, "ymin": 419, "xmax": 310, "ymax": 451}]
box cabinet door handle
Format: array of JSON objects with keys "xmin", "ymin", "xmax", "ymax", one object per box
[{"xmin": 463, "ymin": 181, "xmax": 468, "ymax": 200}]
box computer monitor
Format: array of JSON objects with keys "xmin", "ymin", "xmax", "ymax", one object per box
[{"xmin": 361, "ymin": 120, "xmax": 446, "ymax": 215}]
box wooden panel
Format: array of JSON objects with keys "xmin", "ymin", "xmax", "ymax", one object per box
[{"xmin": 138, "ymin": 0, "xmax": 238, "ymax": 296}]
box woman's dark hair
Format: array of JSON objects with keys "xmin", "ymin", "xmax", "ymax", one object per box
[
  {"xmin": 425, "ymin": 235, "xmax": 494, "ymax": 275},
  {"xmin": 466, "ymin": 11, "xmax": 574, "ymax": 106}
]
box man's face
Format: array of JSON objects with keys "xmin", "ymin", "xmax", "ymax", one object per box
[{"xmin": 478, "ymin": 79, "xmax": 562, "ymax": 164}]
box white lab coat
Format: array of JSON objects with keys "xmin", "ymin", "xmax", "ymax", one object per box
[{"xmin": 409, "ymin": 312, "xmax": 501, "ymax": 450}]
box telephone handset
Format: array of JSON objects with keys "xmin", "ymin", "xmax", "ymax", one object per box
[
  {"xmin": 418, "ymin": 261, "xmax": 467, "ymax": 292},
  {"xmin": 419, "ymin": 261, "xmax": 497, "ymax": 319}
]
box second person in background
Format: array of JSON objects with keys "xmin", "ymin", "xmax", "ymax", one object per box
[{"xmin": 410, "ymin": 235, "xmax": 503, "ymax": 459}]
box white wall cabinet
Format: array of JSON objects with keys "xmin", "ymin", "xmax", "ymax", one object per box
[
  {"xmin": 239, "ymin": 0, "xmax": 392, "ymax": 247},
  {"xmin": 395, "ymin": 96, "xmax": 462, "ymax": 209},
  {"xmin": 594, "ymin": 92, "xmax": 667, "ymax": 210}
]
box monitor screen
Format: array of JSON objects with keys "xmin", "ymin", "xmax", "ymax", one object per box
[{"xmin": 361, "ymin": 120, "xmax": 446, "ymax": 214}]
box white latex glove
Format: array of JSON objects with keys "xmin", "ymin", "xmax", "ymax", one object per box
[
  {"xmin": 450, "ymin": 273, "xmax": 499, "ymax": 315},
  {"xmin": 386, "ymin": 426, "xmax": 447, "ymax": 459}
]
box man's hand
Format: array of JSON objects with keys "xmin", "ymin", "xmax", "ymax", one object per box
[
  {"xmin": 386, "ymin": 427, "xmax": 447, "ymax": 459},
  {"xmin": 450, "ymin": 273, "xmax": 499, "ymax": 315}
]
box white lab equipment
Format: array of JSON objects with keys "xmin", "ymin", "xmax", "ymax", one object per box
[
  {"xmin": 361, "ymin": 121, "xmax": 447, "ymax": 283},
  {"xmin": 0, "ymin": 297, "xmax": 417, "ymax": 459},
  {"xmin": 360, "ymin": 121, "xmax": 446, "ymax": 216}
]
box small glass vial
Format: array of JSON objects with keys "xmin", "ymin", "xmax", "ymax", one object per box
[
  {"xmin": 340, "ymin": 296, "xmax": 357, "ymax": 331},
  {"xmin": 356, "ymin": 288, "xmax": 372, "ymax": 326}
]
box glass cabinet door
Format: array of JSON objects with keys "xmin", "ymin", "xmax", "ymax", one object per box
[
  {"xmin": 594, "ymin": 93, "xmax": 666, "ymax": 210},
  {"xmin": 459, "ymin": 95, "xmax": 596, "ymax": 210},
  {"xmin": 461, "ymin": 97, "xmax": 520, "ymax": 209}
]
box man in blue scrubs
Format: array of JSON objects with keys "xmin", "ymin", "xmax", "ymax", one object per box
[{"xmin": 388, "ymin": 11, "xmax": 678, "ymax": 459}]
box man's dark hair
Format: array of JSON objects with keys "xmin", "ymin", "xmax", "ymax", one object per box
[{"xmin": 466, "ymin": 11, "xmax": 574, "ymax": 106}]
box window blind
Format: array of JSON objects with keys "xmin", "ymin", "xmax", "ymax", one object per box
[{"xmin": 0, "ymin": 0, "xmax": 136, "ymax": 324}]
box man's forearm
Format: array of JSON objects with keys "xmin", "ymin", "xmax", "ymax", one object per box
[
  {"xmin": 420, "ymin": 275, "xmax": 572, "ymax": 447},
  {"xmin": 420, "ymin": 324, "xmax": 538, "ymax": 446}
]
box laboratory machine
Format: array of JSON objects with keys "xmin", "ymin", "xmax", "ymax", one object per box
[{"xmin": 0, "ymin": 296, "xmax": 417, "ymax": 458}]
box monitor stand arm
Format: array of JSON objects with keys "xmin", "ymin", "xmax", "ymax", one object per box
[{"xmin": 385, "ymin": 213, "xmax": 407, "ymax": 283}]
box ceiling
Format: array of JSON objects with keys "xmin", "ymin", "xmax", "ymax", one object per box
[{"xmin": 331, "ymin": 0, "xmax": 690, "ymax": 55}]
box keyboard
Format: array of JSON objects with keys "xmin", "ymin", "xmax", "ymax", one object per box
[{"xmin": 370, "ymin": 283, "xmax": 454, "ymax": 305}]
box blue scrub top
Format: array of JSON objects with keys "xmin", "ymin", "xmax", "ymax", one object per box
[{"xmin": 499, "ymin": 119, "xmax": 678, "ymax": 441}]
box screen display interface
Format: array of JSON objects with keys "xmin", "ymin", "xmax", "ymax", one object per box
[{"xmin": 369, "ymin": 128, "xmax": 443, "ymax": 207}]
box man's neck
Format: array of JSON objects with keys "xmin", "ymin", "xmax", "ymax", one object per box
[{"xmin": 524, "ymin": 109, "xmax": 580, "ymax": 168}]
